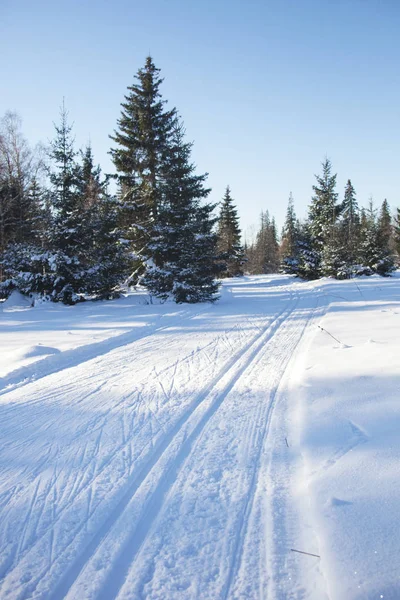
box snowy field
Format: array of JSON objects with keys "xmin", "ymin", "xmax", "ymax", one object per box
[{"xmin": 0, "ymin": 274, "xmax": 399, "ymax": 600}]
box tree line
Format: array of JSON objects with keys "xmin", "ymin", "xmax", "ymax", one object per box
[
  {"xmin": 0, "ymin": 57, "xmax": 398, "ymax": 306},
  {"xmin": 279, "ymin": 159, "xmax": 399, "ymax": 279},
  {"xmin": 0, "ymin": 58, "xmax": 235, "ymax": 304}
]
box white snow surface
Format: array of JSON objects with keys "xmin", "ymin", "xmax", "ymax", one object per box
[{"xmin": 0, "ymin": 274, "xmax": 399, "ymax": 599}]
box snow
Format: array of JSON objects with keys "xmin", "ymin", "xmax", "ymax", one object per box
[{"xmin": 0, "ymin": 274, "xmax": 399, "ymax": 599}]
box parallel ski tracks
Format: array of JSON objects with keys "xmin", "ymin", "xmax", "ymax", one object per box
[
  {"xmin": 0, "ymin": 284, "xmax": 313, "ymax": 600},
  {"xmin": 48, "ymin": 291, "xmax": 300, "ymax": 600},
  {"xmin": 223, "ymin": 290, "xmax": 326, "ymax": 600}
]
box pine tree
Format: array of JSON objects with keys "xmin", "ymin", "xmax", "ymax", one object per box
[
  {"xmin": 47, "ymin": 103, "xmax": 92, "ymax": 303},
  {"xmin": 76, "ymin": 145, "xmax": 129, "ymax": 298},
  {"xmin": 217, "ymin": 186, "xmax": 245, "ymax": 277},
  {"xmin": 252, "ymin": 211, "xmax": 279, "ymax": 273},
  {"xmin": 142, "ymin": 123, "xmax": 219, "ymax": 303},
  {"xmin": 308, "ymin": 158, "xmax": 343, "ymax": 277},
  {"xmin": 393, "ymin": 207, "xmax": 400, "ymax": 260},
  {"xmin": 296, "ymin": 221, "xmax": 320, "ymax": 279},
  {"xmin": 308, "ymin": 157, "xmax": 340, "ymax": 257},
  {"xmin": 110, "ymin": 56, "xmax": 177, "ymax": 282},
  {"xmin": 280, "ymin": 192, "xmax": 300, "ymax": 274},
  {"xmin": 378, "ymin": 199, "xmax": 392, "ymax": 245},
  {"xmin": 358, "ymin": 199, "xmax": 395, "ymax": 276},
  {"xmin": 341, "ymin": 179, "xmax": 359, "ymax": 268}
]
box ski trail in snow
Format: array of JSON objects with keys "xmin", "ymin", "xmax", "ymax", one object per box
[
  {"xmin": 48, "ymin": 292, "xmax": 300, "ymax": 600},
  {"xmin": 109, "ymin": 289, "xmax": 321, "ymax": 600},
  {"xmin": 0, "ymin": 278, "xmax": 335, "ymax": 600},
  {"xmin": 0, "ymin": 282, "xmax": 296, "ymax": 600},
  {"xmin": 265, "ymin": 293, "xmax": 330, "ymax": 600},
  {"xmin": 223, "ymin": 293, "xmax": 322, "ymax": 600}
]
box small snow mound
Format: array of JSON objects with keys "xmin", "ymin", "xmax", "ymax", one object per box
[
  {"xmin": 2, "ymin": 291, "xmax": 32, "ymax": 311},
  {"xmin": 13, "ymin": 344, "xmax": 61, "ymax": 360}
]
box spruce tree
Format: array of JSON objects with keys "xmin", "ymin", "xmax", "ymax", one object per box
[
  {"xmin": 341, "ymin": 179, "xmax": 360, "ymax": 268},
  {"xmin": 280, "ymin": 192, "xmax": 300, "ymax": 274},
  {"xmin": 378, "ymin": 199, "xmax": 392, "ymax": 245},
  {"xmin": 308, "ymin": 158, "xmax": 342, "ymax": 277},
  {"xmin": 77, "ymin": 145, "xmax": 129, "ymax": 298},
  {"xmin": 393, "ymin": 207, "xmax": 400, "ymax": 260},
  {"xmin": 217, "ymin": 186, "xmax": 245, "ymax": 277},
  {"xmin": 110, "ymin": 56, "xmax": 177, "ymax": 282},
  {"xmin": 296, "ymin": 221, "xmax": 320, "ymax": 279},
  {"xmin": 47, "ymin": 104, "xmax": 88, "ymax": 303},
  {"xmin": 252, "ymin": 211, "xmax": 279, "ymax": 273},
  {"xmin": 358, "ymin": 200, "xmax": 395, "ymax": 276},
  {"xmin": 142, "ymin": 123, "xmax": 219, "ymax": 303}
]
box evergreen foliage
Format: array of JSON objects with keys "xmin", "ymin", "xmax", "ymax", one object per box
[
  {"xmin": 142, "ymin": 123, "xmax": 220, "ymax": 302},
  {"xmin": 110, "ymin": 56, "xmax": 177, "ymax": 281},
  {"xmin": 246, "ymin": 211, "xmax": 279, "ymax": 274},
  {"xmin": 358, "ymin": 200, "xmax": 395, "ymax": 276},
  {"xmin": 341, "ymin": 179, "xmax": 360, "ymax": 267},
  {"xmin": 280, "ymin": 192, "xmax": 300, "ymax": 274},
  {"xmin": 2, "ymin": 77, "xmax": 400, "ymax": 303},
  {"xmin": 295, "ymin": 222, "xmax": 320, "ymax": 279},
  {"xmin": 47, "ymin": 105, "xmax": 91, "ymax": 303},
  {"xmin": 217, "ymin": 186, "xmax": 245, "ymax": 277},
  {"xmin": 308, "ymin": 158, "xmax": 340, "ymax": 254}
]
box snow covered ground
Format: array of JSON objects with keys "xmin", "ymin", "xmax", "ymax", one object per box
[{"xmin": 0, "ymin": 274, "xmax": 399, "ymax": 599}]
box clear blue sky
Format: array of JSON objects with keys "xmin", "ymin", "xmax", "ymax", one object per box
[{"xmin": 1, "ymin": 0, "xmax": 399, "ymax": 239}]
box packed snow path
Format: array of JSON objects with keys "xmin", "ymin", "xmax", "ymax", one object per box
[{"xmin": 1, "ymin": 275, "xmax": 399, "ymax": 599}]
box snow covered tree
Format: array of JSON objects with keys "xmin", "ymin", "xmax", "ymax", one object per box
[
  {"xmin": 76, "ymin": 145, "xmax": 129, "ymax": 298},
  {"xmin": 307, "ymin": 158, "xmax": 343, "ymax": 277},
  {"xmin": 110, "ymin": 56, "xmax": 177, "ymax": 282},
  {"xmin": 0, "ymin": 112, "xmax": 48, "ymax": 297},
  {"xmin": 378, "ymin": 199, "xmax": 392, "ymax": 246},
  {"xmin": 280, "ymin": 192, "xmax": 300, "ymax": 274},
  {"xmin": 142, "ymin": 123, "xmax": 220, "ymax": 303},
  {"xmin": 296, "ymin": 221, "xmax": 320, "ymax": 279},
  {"xmin": 341, "ymin": 179, "xmax": 360, "ymax": 268},
  {"xmin": 308, "ymin": 158, "xmax": 340, "ymax": 258},
  {"xmin": 46, "ymin": 103, "xmax": 89, "ymax": 303},
  {"xmin": 0, "ymin": 112, "xmax": 43, "ymax": 251},
  {"xmin": 393, "ymin": 207, "xmax": 400, "ymax": 261},
  {"xmin": 217, "ymin": 186, "xmax": 245, "ymax": 277},
  {"xmin": 358, "ymin": 200, "xmax": 395, "ymax": 276},
  {"xmin": 245, "ymin": 211, "xmax": 279, "ymax": 274}
]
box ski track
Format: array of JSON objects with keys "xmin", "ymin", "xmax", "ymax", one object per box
[{"xmin": 0, "ymin": 278, "xmax": 322, "ymax": 600}]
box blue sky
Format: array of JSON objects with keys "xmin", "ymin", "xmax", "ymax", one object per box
[{"xmin": 1, "ymin": 0, "xmax": 399, "ymax": 238}]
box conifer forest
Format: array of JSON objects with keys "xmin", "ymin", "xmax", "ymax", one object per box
[{"xmin": 1, "ymin": 56, "xmax": 399, "ymax": 305}]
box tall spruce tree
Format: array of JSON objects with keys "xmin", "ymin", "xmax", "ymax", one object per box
[
  {"xmin": 280, "ymin": 192, "xmax": 300, "ymax": 274},
  {"xmin": 110, "ymin": 56, "xmax": 177, "ymax": 282},
  {"xmin": 47, "ymin": 104, "xmax": 89, "ymax": 303},
  {"xmin": 341, "ymin": 179, "xmax": 359, "ymax": 268},
  {"xmin": 378, "ymin": 199, "xmax": 392, "ymax": 245},
  {"xmin": 308, "ymin": 158, "xmax": 342, "ymax": 277},
  {"xmin": 142, "ymin": 122, "xmax": 220, "ymax": 302},
  {"xmin": 217, "ymin": 186, "xmax": 245, "ymax": 277},
  {"xmin": 309, "ymin": 158, "xmax": 339, "ymax": 246}
]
